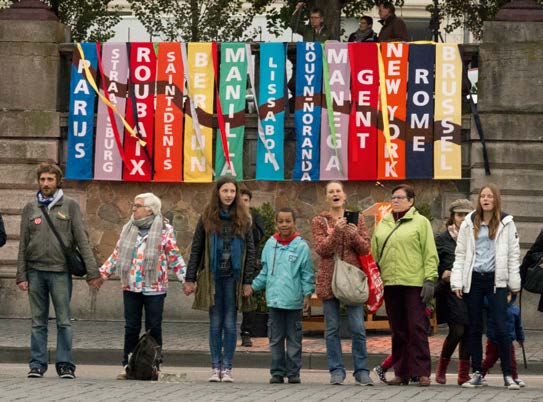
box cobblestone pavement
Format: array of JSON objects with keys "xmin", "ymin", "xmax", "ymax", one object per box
[{"xmin": 0, "ymin": 364, "xmax": 542, "ymax": 402}]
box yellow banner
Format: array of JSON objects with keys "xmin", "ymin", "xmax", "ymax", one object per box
[
  {"xmin": 434, "ymin": 44, "xmax": 462, "ymax": 179},
  {"xmin": 183, "ymin": 43, "xmax": 214, "ymax": 182}
]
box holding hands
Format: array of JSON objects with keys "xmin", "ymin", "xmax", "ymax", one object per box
[
  {"xmin": 243, "ymin": 284, "xmax": 253, "ymax": 297},
  {"xmin": 183, "ymin": 282, "xmax": 197, "ymax": 296}
]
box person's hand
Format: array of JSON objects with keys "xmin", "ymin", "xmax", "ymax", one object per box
[
  {"xmin": 243, "ymin": 284, "xmax": 253, "ymax": 297},
  {"xmin": 17, "ymin": 281, "xmax": 29, "ymax": 291},
  {"xmin": 344, "ymin": 223, "xmax": 358, "ymax": 237},
  {"xmin": 454, "ymin": 289, "xmax": 463, "ymax": 299},
  {"xmin": 184, "ymin": 282, "xmax": 196, "ymax": 296},
  {"xmin": 303, "ymin": 295, "xmax": 311, "ymax": 312},
  {"xmin": 441, "ymin": 270, "xmax": 451, "ymax": 283},
  {"xmin": 87, "ymin": 277, "xmax": 104, "ymax": 290},
  {"xmin": 420, "ymin": 280, "xmax": 434, "ymax": 304},
  {"xmin": 334, "ymin": 217, "xmax": 347, "ymax": 232}
]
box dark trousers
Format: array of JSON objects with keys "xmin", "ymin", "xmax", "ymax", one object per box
[
  {"xmin": 122, "ymin": 291, "xmax": 166, "ymax": 366},
  {"xmin": 241, "ymin": 311, "xmax": 255, "ymax": 336},
  {"xmin": 268, "ymin": 308, "xmax": 303, "ymax": 378},
  {"xmin": 384, "ymin": 286, "xmax": 431, "ymax": 378},
  {"xmin": 464, "ymin": 272, "xmax": 511, "ymax": 376},
  {"xmin": 482, "ymin": 340, "xmax": 518, "ymax": 379}
]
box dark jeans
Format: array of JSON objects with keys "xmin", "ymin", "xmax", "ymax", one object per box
[
  {"xmin": 268, "ymin": 308, "xmax": 303, "ymax": 378},
  {"xmin": 384, "ymin": 285, "xmax": 431, "ymax": 378},
  {"xmin": 122, "ymin": 291, "xmax": 166, "ymax": 366},
  {"xmin": 241, "ymin": 311, "xmax": 255, "ymax": 336},
  {"xmin": 209, "ymin": 276, "xmax": 237, "ymax": 370},
  {"xmin": 464, "ymin": 272, "xmax": 511, "ymax": 376}
]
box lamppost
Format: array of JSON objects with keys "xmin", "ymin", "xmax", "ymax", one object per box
[{"xmin": 495, "ymin": 0, "xmax": 543, "ymax": 21}]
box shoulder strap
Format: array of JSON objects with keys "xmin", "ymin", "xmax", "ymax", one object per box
[
  {"xmin": 376, "ymin": 220, "xmax": 403, "ymax": 265},
  {"xmin": 39, "ymin": 205, "xmax": 68, "ymax": 252}
]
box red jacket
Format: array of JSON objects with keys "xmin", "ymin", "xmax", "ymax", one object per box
[{"xmin": 311, "ymin": 211, "xmax": 370, "ymax": 300}]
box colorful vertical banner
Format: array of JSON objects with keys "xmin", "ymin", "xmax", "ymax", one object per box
[
  {"xmin": 348, "ymin": 42, "xmax": 379, "ymax": 180},
  {"xmin": 154, "ymin": 42, "xmax": 184, "ymax": 182},
  {"xmin": 319, "ymin": 42, "xmax": 351, "ymax": 180},
  {"xmin": 434, "ymin": 44, "xmax": 462, "ymax": 179},
  {"xmin": 66, "ymin": 42, "xmax": 98, "ymax": 180},
  {"xmin": 122, "ymin": 43, "xmax": 156, "ymax": 182},
  {"xmin": 406, "ymin": 44, "xmax": 435, "ymax": 179},
  {"xmin": 256, "ymin": 42, "xmax": 285, "ymax": 181},
  {"xmin": 378, "ymin": 42, "xmax": 409, "ymax": 180},
  {"xmin": 216, "ymin": 43, "xmax": 247, "ymax": 179},
  {"xmin": 183, "ymin": 43, "xmax": 214, "ymax": 183},
  {"xmin": 293, "ymin": 42, "xmax": 322, "ymax": 181},
  {"xmin": 94, "ymin": 43, "xmax": 128, "ymax": 181}
]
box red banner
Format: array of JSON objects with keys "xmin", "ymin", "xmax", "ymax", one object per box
[
  {"xmin": 123, "ymin": 43, "xmax": 156, "ymax": 182},
  {"xmin": 348, "ymin": 43, "xmax": 379, "ymax": 180}
]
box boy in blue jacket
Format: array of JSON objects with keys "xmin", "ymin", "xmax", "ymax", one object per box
[
  {"xmin": 482, "ymin": 292, "xmax": 526, "ymax": 387},
  {"xmin": 250, "ymin": 207, "xmax": 315, "ymax": 384}
]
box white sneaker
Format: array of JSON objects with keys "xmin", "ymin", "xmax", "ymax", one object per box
[
  {"xmin": 504, "ymin": 376, "xmax": 520, "ymax": 390},
  {"xmin": 514, "ymin": 378, "xmax": 526, "ymax": 387},
  {"xmin": 221, "ymin": 368, "xmax": 234, "ymax": 383},
  {"xmin": 208, "ymin": 368, "xmax": 221, "ymax": 382},
  {"xmin": 462, "ymin": 371, "xmax": 486, "ymax": 388}
]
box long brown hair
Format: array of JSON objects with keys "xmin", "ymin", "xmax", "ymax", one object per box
[
  {"xmin": 474, "ymin": 183, "xmax": 502, "ymax": 240},
  {"xmin": 202, "ymin": 176, "xmax": 251, "ymax": 236}
]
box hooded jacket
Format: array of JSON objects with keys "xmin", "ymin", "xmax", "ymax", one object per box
[
  {"xmin": 451, "ymin": 211, "xmax": 521, "ymax": 293},
  {"xmin": 486, "ymin": 294, "xmax": 525, "ymax": 343}
]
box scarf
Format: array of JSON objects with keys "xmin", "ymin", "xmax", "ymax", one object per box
[
  {"xmin": 273, "ymin": 232, "xmax": 299, "ymax": 246},
  {"xmin": 210, "ymin": 209, "xmax": 244, "ymax": 282},
  {"xmin": 37, "ymin": 189, "xmax": 64, "ymax": 210},
  {"xmin": 392, "ymin": 209, "xmax": 408, "ymax": 222},
  {"xmin": 447, "ymin": 224, "xmax": 459, "ymax": 242},
  {"xmin": 118, "ymin": 213, "xmax": 163, "ymax": 288},
  {"xmin": 351, "ymin": 29, "xmax": 375, "ymax": 42}
]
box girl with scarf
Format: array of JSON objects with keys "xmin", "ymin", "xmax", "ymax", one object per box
[
  {"xmin": 184, "ymin": 176, "xmax": 256, "ymax": 383},
  {"xmin": 99, "ymin": 193, "xmax": 186, "ymax": 380},
  {"xmin": 434, "ymin": 199, "xmax": 473, "ymax": 385}
]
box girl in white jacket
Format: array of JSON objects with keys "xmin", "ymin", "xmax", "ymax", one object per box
[{"xmin": 451, "ymin": 184, "xmax": 521, "ymax": 390}]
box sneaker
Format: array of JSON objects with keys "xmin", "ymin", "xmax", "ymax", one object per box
[
  {"xmin": 288, "ymin": 376, "xmax": 301, "ymax": 384},
  {"xmin": 221, "ymin": 368, "xmax": 234, "ymax": 383},
  {"xmin": 372, "ymin": 365, "xmax": 387, "ymax": 383},
  {"xmin": 514, "ymin": 378, "xmax": 526, "ymax": 388},
  {"xmin": 208, "ymin": 368, "xmax": 221, "ymax": 382},
  {"xmin": 241, "ymin": 334, "xmax": 253, "ymax": 347},
  {"xmin": 59, "ymin": 366, "xmax": 75, "ymax": 379},
  {"xmin": 270, "ymin": 375, "xmax": 284, "ymax": 384},
  {"xmin": 355, "ymin": 371, "xmax": 374, "ymax": 386},
  {"xmin": 330, "ymin": 374, "xmax": 344, "ymax": 385},
  {"xmin": 27, "ymin": 368, "xmax": 44, "ymax": 378},
  {"xmin": 504, "ymin": 376, "xmax": 520, "ymax": 390},
  {"xmin": 462, "ymin": 371, "xmax": 485, "ymax": 388}
]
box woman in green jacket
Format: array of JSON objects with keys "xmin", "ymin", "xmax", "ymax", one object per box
[{"xmin": 371, "ymin": 184, "xmax": 438, "ymax": 386}]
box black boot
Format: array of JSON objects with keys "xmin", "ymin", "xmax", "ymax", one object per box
[{"xmin": 241, "ymin": 332, "xmax": 252, "ymax": 347}]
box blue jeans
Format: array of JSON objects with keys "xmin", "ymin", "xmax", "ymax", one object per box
[
  {"xmin": 464, "ymin": 272, "xmax": 511, "ymax": 376},
  {"xmin": 209, "ymin": 276, "xmax": 237, "ymax": 370},
  {"xmin": 268, "ymin": 308, "xmax": 303, "ymax": 378},
  {"xmin": 122, "ymin": 291, "xmax": 166, "ymax": 366},
  {"xmin": 27, "ymin": 270, "xmax": 73, "ymax": 374},
  {"xmin": 323, "ymin": 298, "xmax": 369, "ymax": 379}
]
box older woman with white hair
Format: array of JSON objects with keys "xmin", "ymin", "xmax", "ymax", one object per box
[{"xmin": 99, "ymin": 193, "xmax": 186, "ymax": 379}]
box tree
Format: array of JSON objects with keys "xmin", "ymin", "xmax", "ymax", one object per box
[{"xmin": 0, "ymin": 0, "xmax": 121, "ymax": 42}]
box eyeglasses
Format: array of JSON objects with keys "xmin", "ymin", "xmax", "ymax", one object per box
[
  {"xmin": 130, "ymin": 202, "xmax": 146, "ymax": 210},
  {"xmin": 391, "ymin": 196, "xmax": 408, "ymax": 201}
]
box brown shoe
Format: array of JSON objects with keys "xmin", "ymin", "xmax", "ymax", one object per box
[
  {"xmin": 388, "ymin": 377, "xmax": 409, "ymax": 386},
  {"xmin": 419, "ymin": 376, "xmax": 431, "ymax": 386}
]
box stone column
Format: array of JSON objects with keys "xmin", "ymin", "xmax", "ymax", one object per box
[{"xmin": 472, "ymin": 0, "xmax": 543, "ymax": 328}]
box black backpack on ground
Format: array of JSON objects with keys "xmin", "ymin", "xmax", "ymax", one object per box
[{"xmin": 126, "ymin": 331, "xmax": 161, "ymax": 381}]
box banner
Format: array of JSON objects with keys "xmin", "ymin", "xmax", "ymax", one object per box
[
  {"xmin": 154, "ymin": 42, "xmax": 184, "ymax": 182},
  {"xmin": 434, "ymin": 44, "xmax": 462, "ymax": 179},
  {"xmin": 406, "ymin": 44, "xmax": 435, "ymax": 179},
  {"xmin": 319, "ymin": 42, "xmax": 350, "ymax": 180},
  {"xmin": 256, "ymin": 42, "xmax": 285, "ymax": 181},
  {"xmin": 66, "ymin": 42, "xmax": 97, "ymax": 180},
  {"xmin": 378, "ymin": 42, "xmax": 409, "ymax": 180},
  {"xmin": 348, "ymin": 42, "xmax": 379, "ymax": 180},
  {"xmin": 94, "ymin": 43, "xmax": 128, "ymax": 180},
  {"xmin": 183, "ymin": 43, "xmax": 214, "ymax": 182},
  {"xmin": 215, "ymin": 43, "xmax": 247, "ymax": 180},
  {"xmin": 123, "ymin": 43, "xmax": 156, "ymax": 182},
  {"xmin": 293, "ymin": 42, "xmax": 322, "ymax": 181}
]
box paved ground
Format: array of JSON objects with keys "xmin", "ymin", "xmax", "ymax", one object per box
[{"xmin": 0, "ymin": 364, "xmax": 542, "ymax": 402}]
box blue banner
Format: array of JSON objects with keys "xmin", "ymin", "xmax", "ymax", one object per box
[
  {"xmin": 406, "ymin": 44, "xmax": 435, "ymax": 179},
  {"xmin": 256, "ymin": 43, "xmax": 285, "ymax": 181},
  {"xmin": 293, "ymin": 42, "xmax": 322, "ymax": 181},
  {"xmin": 66, "ymin": 42, "xmax": 98, "ymax": 180}
]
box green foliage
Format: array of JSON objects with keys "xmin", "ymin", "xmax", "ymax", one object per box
[{"xmin": 416, "ymin": 202, "xmax": 434, "ymax": 222}]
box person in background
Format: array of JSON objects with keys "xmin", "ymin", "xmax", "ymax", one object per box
[
  {"xmin": 290, "ymin": 3, "xmax": 331, "ymax": 42},
  {"xmin": 249, "ymin": 207, "xmax": 314, "ymax": 384},
  {"xmin": 371, "ymin": 184, "xmax": 438, "ymax": 386},
  {"xmin": 0, "ymin": 211, "xmax": 6, "ymax": 248},
  {"xmin": 98, "ymin": 193, "xmax": 186, "ymax": 380},
  {"xmin": 451, "ymin": 184, "xmax": 522, "ymax": 390},
  {"xmin": 519, "ymin": 229, "xmax": 543, "ymax": 312},
  {"xmin": 239, "ymin": 188, "xmax": 265, "ymax": 347},
  {"xmin": 183, "ymin": 176, "xmax": 256, "ymax": 383},
  {"xmin": 434, "ymin": 199, "xmax": 473, "ymax": 386},
  {"xmin": 311, "ymin": 181, "xmax": 373, "ymax": 386},
  {"xmin": 348, "ymin": 16, "xmax": 378, "ymax": 42},
  {"xmin": 377, "ymin": 1, "xmax": 408, "ymax": 42}
]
